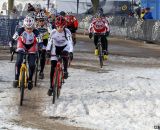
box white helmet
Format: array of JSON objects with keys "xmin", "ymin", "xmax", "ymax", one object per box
[{"xmin": 23, "ymin": 16, "xmax": 35, "ymax": 28}]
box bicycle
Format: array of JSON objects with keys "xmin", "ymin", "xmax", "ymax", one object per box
[
  {"xmin": 95, "ymin": 33, "xmax": 106, "ymax": 68},
  {"xmin": 11, "ymin": 51, "xmax": 29, "ymax": 106},
  {"xmin": 50, "ymin": 55, "xmax": 65, "ymax": 104},
  {"xmin": 19, "ymin": 52, "xmax": 30, "ymax": 106}
]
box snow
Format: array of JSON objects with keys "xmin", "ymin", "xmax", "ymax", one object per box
[
  {"xmin": 0, "ymin": 55, "xmax": 160, "ymax": 129},
  {"xmin": 0, "ymin": 121, "xmax": 40, "ymax": 130},
  {"xmin": 43, "ymin": 56, "xmax": 160, "ymax": 130}
]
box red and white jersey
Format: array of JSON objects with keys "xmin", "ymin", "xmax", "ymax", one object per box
[
  {"xmin": 88, "ymin": 17, "xmax": 110, "ymax": 33},
  {"xmin": 65, "ymin": 15, "xmax": 78, "ymax": 28},
  {"xmin": 16, "ymin": 31, "xmax": 37, "ymax": 53}
]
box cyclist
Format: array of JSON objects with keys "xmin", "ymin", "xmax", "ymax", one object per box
[
  {"xmin": 59, "ymin": 11, "xmax": 66, "ymax": 17},
  {"xmin": 11, "ymin": 16, "xmax": 39, "ymax": 90},
  {"xmin": 36, "ymin": 12, "xmax": 51, "ymax": 79},
  {"xmin": 65, "ymin": 12, "xmax": 79, "ymax": 46},
  {"xmin": 48, "ymin": 8, "xmax": 57, "ymax": 29},
  {"xmin": 32, "ymin": 3, "xmax": 42, "ymax": 20},
  {"xmin": 46, "ymin": 16, "xmax": 73, "ymax": 96},
  {"xmin": 88, "ymin": 11, "xmax": 110, "ymax": 60}
]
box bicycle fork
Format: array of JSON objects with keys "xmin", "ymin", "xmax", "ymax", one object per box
[{"xmin": 19, "ymin": 64, "xmax": 28, "ymax": 88}]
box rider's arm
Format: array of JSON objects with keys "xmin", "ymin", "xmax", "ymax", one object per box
[
  {"xmin": 88, "ymin": 22, "xmax": 93, "ymax": 33},
  {"xmin": 33, "ymin": 28, "xmax": 40, "ymax": 37},
  {"xmin": 65, "ymin": 28, "xmax": 73, "ymax": 52},
  {"xmin": 105, "ymin": 22, "xmax": 110, "ymax": 36},
  {"xmin": 47, "ymin": 23, "xmax": 53, "ymax": 34},
  {"xmin": 46, "ymin": 30, "xmax": 56, "ymax": 52},
  {"xmin": 10, "ymin": 27, "xmax": 25, "ymax": 47}
]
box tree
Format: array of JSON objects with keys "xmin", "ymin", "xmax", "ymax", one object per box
[
  {"xmin": 8, "ymin": 0, "xmax": 14, "ymax": 14},
  {"xmin": 91, "ymin": 0, "xmax": 99, "ymax": 14}
]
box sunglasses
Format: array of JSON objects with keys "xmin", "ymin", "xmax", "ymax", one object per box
[
  {"xmin": 26, "ymin": 28, "xmax": 33, "ymax": 30},
  {"xmin": 39, "ymin": 20, "xmax": 44, "ymax": 22}
]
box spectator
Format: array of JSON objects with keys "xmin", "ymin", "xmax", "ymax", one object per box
[
  {"xmin": 140, "ymin": 8, "xmax": 145, "ymax": 19},
  {"xmin": 143, "ymin": 7, "xmax": 153, "ymax": 20},
  {"xmin": 27, "ymin": 3, "xmax": 35, "ymax": 12},
  {"xmin": 135, "ymin": 7, "xmax": 141, "ymax": 18},
  {"xmin": 10, "ymin": 6, "xmax": 18, "ymax": 19}
]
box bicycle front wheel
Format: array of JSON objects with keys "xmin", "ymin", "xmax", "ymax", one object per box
[{"xmin": 20, "ymin": 70, "xmax": 25, "ymax": 106}]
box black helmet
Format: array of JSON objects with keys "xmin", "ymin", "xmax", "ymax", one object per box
[
  {"xmin": 60, "ymin": 11, "xmax": 66, "ymax": 17},
  {"xmin": 98, "ymin": 7, "xmax": 103, "ymax": 16}
]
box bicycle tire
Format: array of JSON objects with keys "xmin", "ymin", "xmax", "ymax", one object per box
[
  {"xmin": 57, "ymin": 70, "xmax": 63, "ymax": 98},
  {"xmin": 52, "ymin": 68, "xmax": 58, "ymax": 104},
  {"xmin": 98, "ymin": 43, "xmax": 103, "ymax": 68},
  {"xmin": 20, "ymin": 70, "xmax": 25, "ymax": 106}
]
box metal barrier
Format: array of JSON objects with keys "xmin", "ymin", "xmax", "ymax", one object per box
[
  {"xmin": 78, "ymin": 15, "xmax": 160, "ymax": 43},
  {"xmin": 0, "ymin": 16, "xmax": 19, "ymax": 45},
  {"xmin": 0, "ymin": 15, "xmax": 160, "ymax": 45}
]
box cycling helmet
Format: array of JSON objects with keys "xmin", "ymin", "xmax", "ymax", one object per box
[
  {"xmin": 23, "ymin": 16, "xmax": 35, "ymax": 28},
  {"xmin": 60, "ymin": 11, "xmax": 66, "ymax": 17},
  {"xmin": 36, "ymin": 11, "xmax": 46, "ymax": 19},
  {"xmin": 55, "ymin": 16, "xmax": 66, "ymax": 27},
  {"xmin": 97, "ymin": 7, "xmax": 104, "ymax": 17},
  {"xmin": 95, "ymin": 12, "xmax": 102, "ymax": 18}
]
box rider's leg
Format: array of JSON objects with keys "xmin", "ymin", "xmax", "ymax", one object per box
[
  {"xmin": 94, "ymin": 35, "xmax": 99, "ymax": 55},
  {"xmin": 101, "ymin": 36, "xmax": 108, "ymax": 54},
  {"xmin": 28, "ymin": 54, "xmax": 36, "ymax": 90},
  {"xmin": 14, "ymin": 52, "xmax": 24, "ymax": 88},
  {"xmin": 101, "ymin": 36, "xmax": 108, "ymax": 60},
  {"xmin": 72, "ymin": 33, "xmax": 76, "ymax": 45},
  {"xmin": 94, "ymin": 35, "xmax": 99, "ymax": 49},
  {"xmin": 48, "ymin": 60, "xmax": 57, "ymax": 96},
  {"xmin": 39, "ymin": 49, "xmax": 46, "ymax": 79},
  {"xmin": 62, "ymin": 51, "xmax": 69, "ymax": 79}
]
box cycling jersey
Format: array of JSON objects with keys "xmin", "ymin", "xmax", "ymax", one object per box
[
  {"xmin": 46, "ymin": 28, "xmax": 73, "ymax": 61},
  {"xmin": 37, "ymin": 25, "xmax": 49, "ymax": 39},
  {"xmin": 16, "ymin": 31, "xmax": 37, "ymax": 53},
  {"xmin": 65, "ymin": 15, "xmax": 78, "ymax": 33},
  {"xmin": 88, "ymin": 17, "xmax": 110, "ymax": 33}
]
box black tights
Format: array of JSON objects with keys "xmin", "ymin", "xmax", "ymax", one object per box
[
  {"xmin": 50, "ymin": 51, "xmax": 69, "ymax": 88},
  {"xmin": 94, "ymin": 35, "xmax": 108, "ymax": 51},
  {"xmin": 15, "ymin": 52, "xmax": 36, "ymax": 81},
  {"xmin": 39, "ymin": 49, "xmax": 46, "ymax": 73}
]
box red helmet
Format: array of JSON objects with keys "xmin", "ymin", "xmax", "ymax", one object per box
[{"xmin": 55, "ymin": 16, "xmax": 66, "ymax": 27}]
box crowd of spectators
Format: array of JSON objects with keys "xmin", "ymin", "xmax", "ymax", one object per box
[{"xmin": 133, "ymin": 7, "xmax": 153, "ymax": 20}]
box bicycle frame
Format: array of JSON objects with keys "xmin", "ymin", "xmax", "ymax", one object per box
[
  {"xmin": 51, "ymin": 55, "xmax": 65, "ymax": 103},
  {"xmin": 52, "ymin": 55, "xmax": 64, "ymax": 89}
]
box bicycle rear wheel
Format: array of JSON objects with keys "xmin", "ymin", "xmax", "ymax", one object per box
[
  {"xmin": 20, "ymin": 70, "xmax": 25, "ymax": 106},
  {"xmin": 98, "ymin": 43, "xmax": 103, "ymax": 68},
  {"xmin": 52, "ymin": 69, "xmax": 58, "ymax": 104}
]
